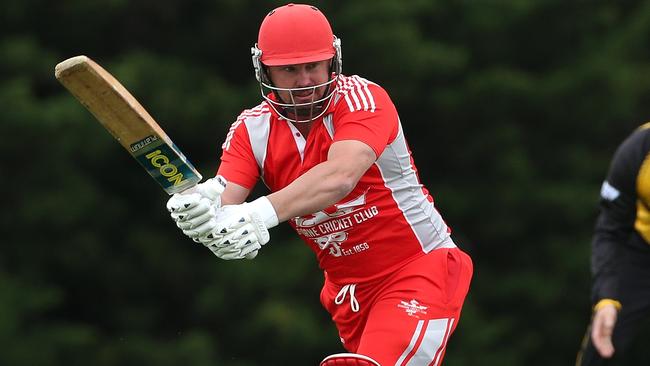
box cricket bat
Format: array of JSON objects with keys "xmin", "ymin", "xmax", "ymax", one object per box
[{"xmin": 54, "ymin": 55, "xmax": 202, "ymax": 194}]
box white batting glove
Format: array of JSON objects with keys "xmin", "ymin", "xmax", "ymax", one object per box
[
  {"xmin": 203, "ymin": 196, "xmax": 279, "ymax": 260},
  {"xmin": 166, "ymin": 175, "xmax": 227, "ymax": 241}
]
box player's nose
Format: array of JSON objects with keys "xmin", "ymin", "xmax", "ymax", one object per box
[{"xmin": 295, "ymin": 67, "xmax": 313, "ymax": 87}]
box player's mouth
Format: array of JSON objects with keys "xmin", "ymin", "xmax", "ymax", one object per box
[{"xmin": 293, "ymin": 90, "xmax": 316, "ymax": 103}]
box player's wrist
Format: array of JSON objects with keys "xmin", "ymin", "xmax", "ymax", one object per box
[
  {"xmin": 594, "ymin": 298, "xmax": 622, "ymax": 312},
  {"xmin": 246, "ymin": 196, "xmax": 279, "ymax": 228}
]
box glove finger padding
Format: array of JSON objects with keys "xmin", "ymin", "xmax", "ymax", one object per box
[
  {"xmin": 211, "ymin": 240, "xmax": 261, "ymax": 260},
  {"xmin": 230, "ymin": 232, "xmax": 260, "ymax": 251},
  {"xmin": 238, "ymin": 237, "xmax": 262, "ymax": 257},
  {"xmin": 200, "ymin": 232, "xmax": 235, "ymax": 248},
  {"xmin": 212, "ymin": 211, "xmax": 270, "ymax": 245},
  {"xmin": 199, "ymin": 197, "xmax": 278, "ymax": 261},
  {"xmin": 166, "ymin": 192, "xmax": 204, "ymax": 213},
  {"xmin": 202, "ymin": 225, "xmax": 262, "ymax": 260},
  {"xmin": 210, "ymin": 227, "xmax": 264, "ymax": 260},
  {"xmin": 212, "ymin": 210, "xmax": 248, "ymax": 235},
  {"xmin": 230, "ymin": 225, "xmax": 256, "ymax": 241},
  {"xmin": 197, "ymin": 232, "xmax": 225, "ymax": 246},
  {"xmin": 182, "ymin": 217, "xmax": 220, "ymax": 239},
  {"xmin": 208, "ymin": 244, "xmax": 239, "ymax": 259},
  {"xmin": 175, "ymin": 208, "xmax": 214, "ymax": 230},
  {"xmin": 170, "ymin": 198, "xmax": 213, "ymax": 222}
]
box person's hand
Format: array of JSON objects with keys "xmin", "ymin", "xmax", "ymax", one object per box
[
  {"xmin": 203, "ymin": 197, "xmax": 279, "ymax": 260},
  {"xmin": 591, "ymin": 302, "xmax": 619, "ymax": 358},
  {"xmin": 166, "ymin": 176, "xmax": 227, "ymax": 241}
]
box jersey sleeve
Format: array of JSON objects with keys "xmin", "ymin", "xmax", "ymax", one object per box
[
  {"xmin": 591, "ymin": 128, "xmax": 648, "ymax": 302},
  {"xmin": 216, "ymin": 119, "xmax": 259, "ymax": 189},
  {"xmin": 332, "ymin": 80, "xmax": 399, "ymax": 158}
]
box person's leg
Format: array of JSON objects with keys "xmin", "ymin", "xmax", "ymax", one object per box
[{"xmin": 356, "ymin": 248, "xmax": 473, "ymax": 366}]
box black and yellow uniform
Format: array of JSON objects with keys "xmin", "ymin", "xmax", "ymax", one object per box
[{"xmin": 577, "ymin": 123, "xmax": 650, "ymax": 365}]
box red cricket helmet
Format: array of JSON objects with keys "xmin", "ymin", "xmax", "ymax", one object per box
[{"xmin": 258, "ymin": 3, "xmax": 336, "ymax": 66}]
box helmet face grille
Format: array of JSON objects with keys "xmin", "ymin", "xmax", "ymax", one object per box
[{"xmin": 258, "ymin": 75, "xmax": 340, "ymax": 123}]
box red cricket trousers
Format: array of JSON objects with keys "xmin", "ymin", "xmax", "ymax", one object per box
[{"xmin": 320, "ymin": 247, "xmax": 473, "ymax": 366}]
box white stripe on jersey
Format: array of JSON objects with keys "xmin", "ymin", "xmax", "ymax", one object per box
[
  {"xmin": 375, "ymin": 121, "xmax": 455, "ymax": 252},
  {"xmin": 323, "ymin": 114, "xmax": 335, "ymax": 138},
  {"xmin": 350, "ymin": 76, "xmax": 376, "ymax": 112},
  {"xmin": 395, "ymin": 318, "xmax": 453, "ymax": 366},
  {"xmin": 337, "ymin": 75, "xmax": 377, "ymax": 113},
  {"xmin": 223, "ymin": 103, "xmax": 270, "ymax": 151},
  {"xmin": 222, "ymin": 120, "xmax": 241, "ymax": 151},
  {"xmin": 362, "ymin": 79, "xmax": 377, "ymax": 112},
  {"xmin": 240, "ymin": 104, "xmax": 271, "ymax": 176}
]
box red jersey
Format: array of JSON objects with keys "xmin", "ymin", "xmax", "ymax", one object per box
[{"xmin": 218, "ymin": 75, "xmax": 455, "ymax": 283}]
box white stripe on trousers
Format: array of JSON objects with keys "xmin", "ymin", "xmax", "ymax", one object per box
[{"xmin": 394, "ymin": 318, "xmax": 454, "ymax": 366}]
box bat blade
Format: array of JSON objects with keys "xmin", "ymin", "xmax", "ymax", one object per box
[{"xmin": 55, "ymin": 55, "xmax": 202, "ymax": 194}]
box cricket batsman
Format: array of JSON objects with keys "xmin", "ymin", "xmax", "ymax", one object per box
[{"xmin": 166, "ymin": 4, "xmax": 473, "ymax": 365}]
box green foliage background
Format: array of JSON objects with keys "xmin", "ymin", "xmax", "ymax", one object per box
[{"xmin": 3, "ymin": 0, "xmax": 650, "ymax": 364}]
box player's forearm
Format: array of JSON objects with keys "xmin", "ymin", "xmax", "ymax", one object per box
[
  {"xmin": 267, "ymin": 160, "xmax": 358, "ymax": 222},
  {"xmin": 219, "ymin": 180, "xmax": 252, "ymax": 206}
]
